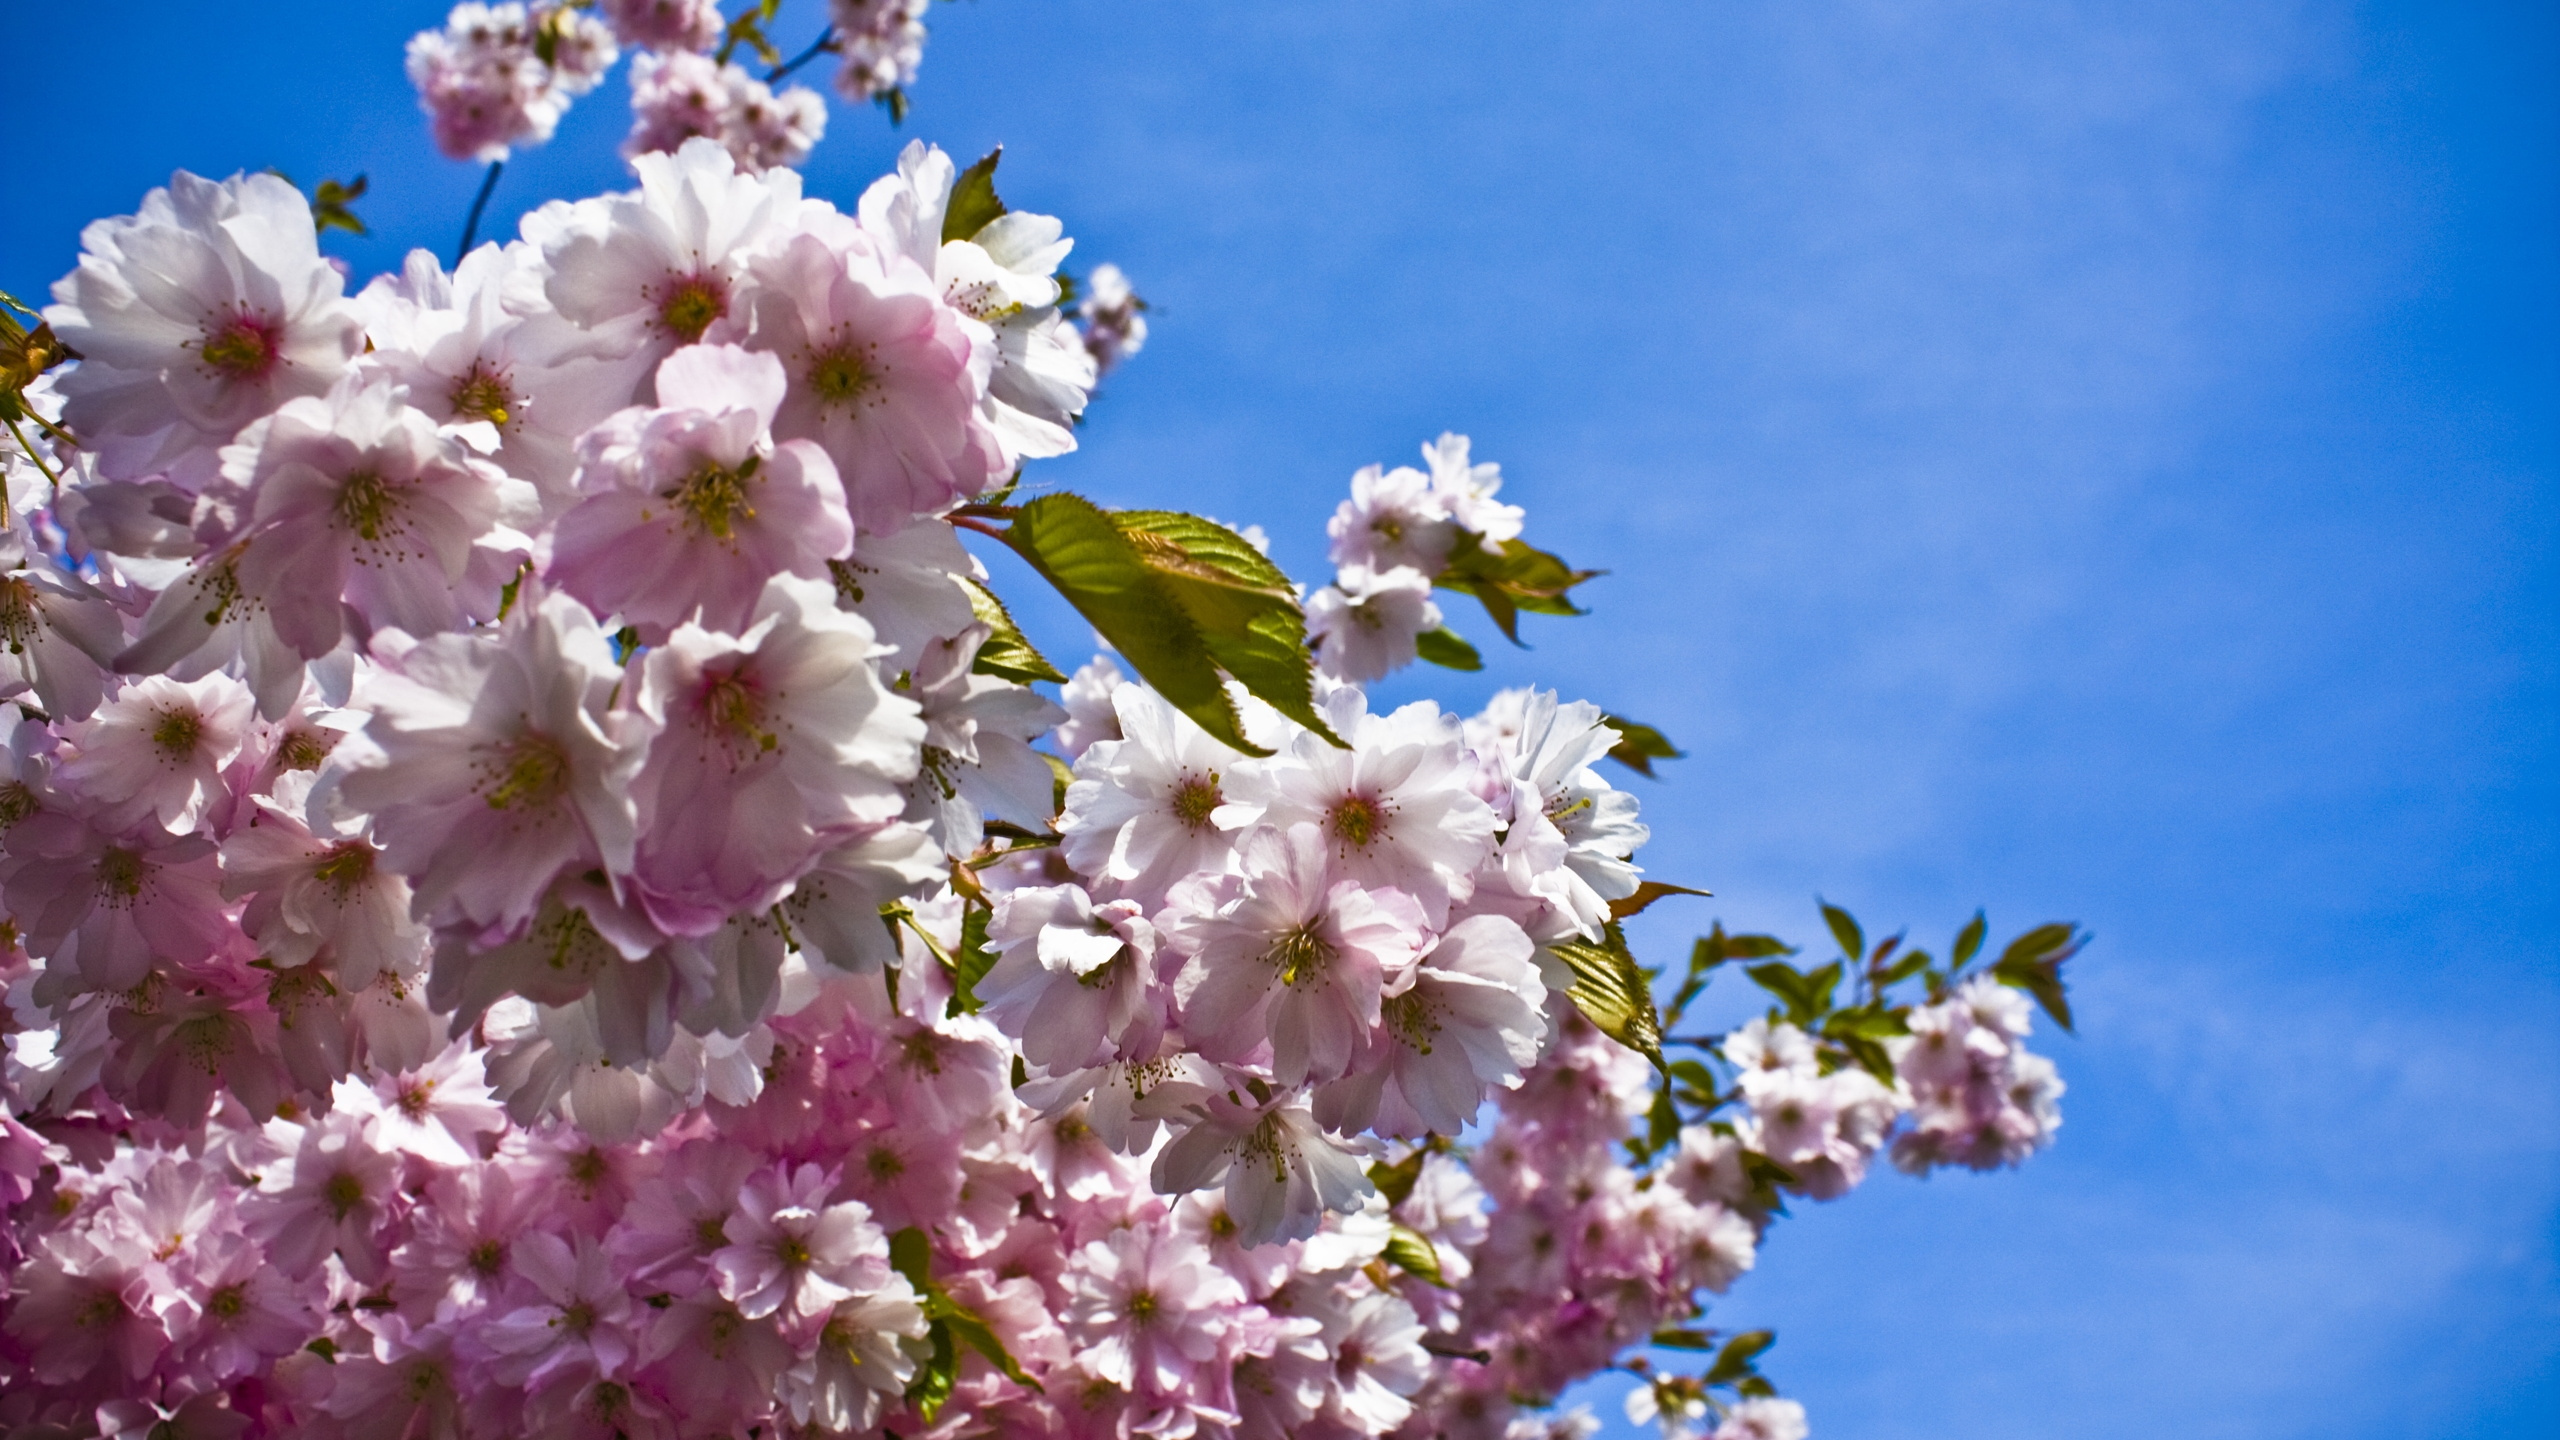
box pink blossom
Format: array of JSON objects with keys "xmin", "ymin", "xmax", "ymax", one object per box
[
  {"xmin": 711, "ymin": 1162, "xmax": 894, "ymax": 1329},
  {"xmin": 981, "ymin": 883, "xmax": 1164, "ymax": 1072},
  {"xmin": 729, "ymin": 213, "xmax": 1001, "ymax": 534},
  {"xmin": 550, "ymin": 345, "xmax": 855, "ymax": 643},
  {"xmin": 600, "ymin": 0, "xmax": 724, "ymax": 51},
  {"xmin": 338, "ymin": 586, "xmax": 654, "ymax": 934},
  {"xmin": 1062, "ymin": 1224, "xmax": 1246, "ymax": 1396}
]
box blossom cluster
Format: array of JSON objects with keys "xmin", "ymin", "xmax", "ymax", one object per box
[
  {"xmin": 0, "ymin": 41, "xmax": 2078, "ymax": 1433},
  {"xmin": 408, "ymin": 0, "xmax": 946, "ymax": 176}
]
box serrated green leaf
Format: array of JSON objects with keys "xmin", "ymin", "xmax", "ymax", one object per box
[
  {"xmin": 949, "ymin": 904, "xmax": 996, "ymax": 1016},
  {"xmin": 1546, "ymin": 922, "xmax": 1664, "ymax": 1063},
  {"xmin": 1600, "ymin": 714, "xmax": 1684, "ymax": 778},
  {"xmin": 1991, "ymin": 921, "xmax": 2085, "ymax": 1032},
  {"xmin": 1953, "ymin": 910, "xmax": 1988, "ymax": 967},
  {"xmin": 1436, "ymin": 531, "xmax": 1600, "ymax": 644},
  {"xmin": 958, "ymin": 575, "xmax": 1066, "ymax": 684},
  {"xmin": 943, "ymin": 148, "xmax": 1007, "ymax": 243},
  {"xmin": 1993, "ymin": 958, "xmax": 2077, "ymax": 1033},
  {"xmin": 1609, "ymin": 880, "xmax": 1713, "ymax": 922},
  {"xmin": 1819, "ymin": 900, "xmax": 1864, "ymax": 964},
  {"xmin": 1113, "ymin": 510, "xmax": 1343, "ymax": 749},
  {"xmin": 311, "ymin": 174, "xmax": 368, "ymax": 237},
  {"xmin": 997, "ymin": 495, "xmax": 1260, "ymax": 755},
  {"xmin": 1705, "ymin": 1329, "xmax": 1776, "ymax": 1385},
  {"xmin": 1413, "ymin": 625, "xmax": 1484, "ymax": 671},
  {"xmin": 1651, "ymin": 1327, "xmax": 1717, "ymax": 1351},
  {"xmin": 1382, "ymin": 1224, "xmax": 1449, "ymax": 1287}
]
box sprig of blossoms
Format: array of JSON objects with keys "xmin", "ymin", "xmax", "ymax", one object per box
[{"xmin": 0, "ymin": 37, "xmax": 2084, "ymax": 1435}]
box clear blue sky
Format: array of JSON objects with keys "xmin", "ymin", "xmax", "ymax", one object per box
[{"xmin": 7, "ymin": 3, "xmax": 2553, "ymax": 1436}]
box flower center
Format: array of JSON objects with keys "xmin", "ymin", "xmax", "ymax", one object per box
[
  {"xmin": 557, "ymin": 1300, "xmax": 597, "ymax": 1336},
  {"xmin": 199, "ymin": 312, "xmax": 281, "ymax": 381},
  {"xmin": 1267, "ymin": 922, "xmax": 1334, "ymax": 989},
  {"xmin": 323, "ymin": 1170, "xmax": 367, "ymax": 1220},
  {"xmin": 397, "ymin": 1079, "xmax": 436, "ymax": 1119},
  {"xmin": 482, "ymin": 733, "xmax": 570, "ymax": 811},
  {"xmin": 96, "ymin": 847, "xmax": 146, "ymax": 901},
  {"xmin": 1125, "ymin": 1288, "xmax": 1159, "ymax": 1324},
  {"xmin": 657, "ymin": 274, "xmax": 727, "ymax": 342},
  {"xmin": 448, "ymin": 363, "xmax": 515, "ymax": 427},
  {"xmin": 150, "ymin": 706, "xmax": 202, "ymax": 760},
  {"xmin": 0, "ymin": 782, "xmax": 34, "ymax": 828},
  {"xmin": 1384, "ymin": 989, "xmax": 1439, "ymax": 1053},
  {"xmin": 864, "ymin": 1143, "xmax": 905, "ymax": 1182},
  {"xmin": 777, "ymin": 1235, "xmax": 813, "ymax": 1269},
  {"xmin": 1171, "ymin": 773, "xmax": 1222, "ymax": 830},
  {"xmin": 205, "ymin": 1283, "xmax": 246, "ymax": 1320},
  {"xmin": 805, "ymin": 343, "xmax": 874, "ymax": 406},
  {"xmin": 312, "ymin": 839, "xmax": 376, "ymax": 898},
  {"xmin": 696, "ymin": 1215, "xmax": 729, "ymax": 1250},
  {"xmin": 277, "ymin": 727, "xmax": 337, "ymax": 771},
  {"xmin": 1328, "ymin": 794, "xmax": 1385, "ymax": 849},
  {"xmin": 667, "ymin": 455, "xmax": 758, "ymax": 540},
  {"xmin": 700, "ymin": 670, "xmax": 777, "ymax": 752},
  {"xmin": 0, "ymin": 576, "xmax": 38, "ymax": 653}
]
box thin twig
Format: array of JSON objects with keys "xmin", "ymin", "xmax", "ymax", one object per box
[
  {"xmin": 2, "ymin": 415, "xmax": 61, "ymax": 489},
  {"xmin": 766, "ymin": 29, "xmax": 838, "ymax": 83},
  {"xmin": 455, "ymin": 160, "xmax": 505, "ymax": 266},
  {"xmin": 949, "ymin": 515, "xmax": 1008, "ymax": 541}
]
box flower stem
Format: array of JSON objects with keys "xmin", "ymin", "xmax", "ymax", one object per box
[
  {"xmin": 766, "ymin": 29, "xmax": 837, "ymax": 83},
  {"xmin": 455, "ymin": 160, "xmax": 505, "ymax": 267}
]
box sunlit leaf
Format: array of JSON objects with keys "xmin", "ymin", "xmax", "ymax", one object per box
[
  {"xmin": 1414, "ymin": 625, "xmax": 1483, "ymax": 671},
  {"xmin": 1601, "ymin": 714, "xmax": 1684, "ymax": 777},
  {"xmin": 1547, "ymin": 921, "xmax": 1663, "ymax": 1062},
  {"xmin": 958, "ymin": 575, "xmax": 1066, "ymax": 684},
  {"xmin": 1382, "ymin": 1224, "xmax": 1448, "ymax": 1287},
  {"xmin": 943, "ymin": 147, "xmax": 1007, "ymax": 243},
  {"xmin": 1609, "ymin": 880, "xmax": 1712, "ymax": 921}
]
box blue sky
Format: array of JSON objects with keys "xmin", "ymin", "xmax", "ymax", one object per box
[{"xmin": 7, "ymin": 2, "xmax": 2554, "ymax": 1436}]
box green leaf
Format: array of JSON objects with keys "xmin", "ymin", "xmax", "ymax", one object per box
[
  {"xmin": 942, "ymin": 147, "xmax": 1008, "ymax": 243},
  {"xmin": 311, "ymin": 175, "xmax": 368, "ymax": 237},
  {"xmin": 1367, "ymin": 1149, "xmax": 1428, "ymax": 1208},
  {"xmin": 1818, "ymin": 899, "xmax": 1864, "ymax": 964},
  {"xmin": 1877, "ymin": 947, "xmax": 1932, "ymax": 986},
  {"xmin": 1833, "ymin": 1033, "xmax": 1898, "ymax": 1082},
  {"xmin": 948, "ymin": 904, "xmax": 996, "ymax": 1015},
  {"xmin": 996, "ymin": 494, "xmax": 1261, "ymax": 755},
  {"xmin": 1952, "ymin": 910, "xmax": 1988, "ymax": 967},
  {"xmin": 888, "ymin": 1226, "xmax": 934, "ymax": 1295},
  {"xmin": 1743, "ymin": 960, "xmax": 1839, "ymax": 1025},
  {"xmin": 1736, "ymin": 1376, "xmax": 1778, "ymax": 1398},
  {"xmin": 1113, "ymin": 509, "xmax": 1343, "ymax": 748},
  {"xmin": 1651, "ymin": 1327, "xmax": 1717, "ymax": 1351},
  {"xmin": 1705, "ymin": 1329, "xmax": 1776, "ymax": 1386},
  {"xmin": 1609, "ymin": 880, "xmax": 1713, "ymax": 922},
  {"xmin": 1435, "ymin": 531, "xmax": 1600, "ymax": 644},
  {"xmin": 1413, "ymin": 625, "xmax": 1484, "ymax": 671},
  {"xmin": 1546, "ymin": 921, "xmax": 1664, "ymax": 1063},
  {"xmin": 906, "ymin": 1319, "xmax": 959, "ymax": 1421},
  {"xmin": 1645, "ymin": 1077, "xmax": 1681, "ymax": 1155},
  {"xmin": 1600, "ymin": 714, "xmax": 1684, "ymax": 777},
  {"xmin": 1991, "ymin": 922, "xmax": 2086, "ymax": 1033},
  {"xmin": 934, "ymin": 1293, "xmax": 1043, "ymax": 1390},
  {"xmin": 1821, "ymin": 1005, "xmax": 1910, "ymax": 1040},
  {"xmin": 1381, "ymin": 1224, "xmax": 1449, "ymax": 1287},
  {"xmin": 958, "ymin": 576, "xmax": 1067, "ymax": 684},
  {"xmin": 878, "ymin": 85, "xmax": 909, "ymax": 125}
]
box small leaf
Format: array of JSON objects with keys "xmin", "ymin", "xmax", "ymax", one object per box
[
  {"xmin": 1435, "ymin": 531, "xmax": 1601, "ymax": 644},
  {"xmin": 1877, "ymin": 948, "xmax": 1931, "ymax": 986},
  {"xmin": 1705, "ymin": 1329, "xmax": 1776, "ymax": 1386},
  {"xmin": 1818, "ymin": 899, "xmax": 1864, "ymax": 964},
  {"xmin": 948, "ymin": 904, "xmax": 996, "ymax": 1016},
  {"xmin": 888, "ymin": 1226, "xmax": 933, "ymax": 1295},
  {"xmin": 1367, "ymin": 1149, "xmax": 1428, "ymax": 1208},
  {"xmin": 933, "ymin": 1293, "xmax": 1043, "ymax": 1390},
  {"xmin": 1381, "ymin": 1224, "xmax": 1449, "ymax": 1287},
  {"xmin": 958, "ymin": 576, "xmax": 1067, "ymax": 684},
  {"xmin": 1413, "ymin": 625, "xmax": 1484, "ymax": 671},
  {"xmin": 905, "ymin": 1319, "xmax": 959, "ymax": 1421},
  {"xmin": 1991, "ymin": 922, "xmax": 2086, "ymax": 1033},
  {"xmin": 1601, "ymin": 714, "xmax": 1684, "ymax": 777},
  {"xmin": 943, "ymin": 148, "xmax": 1008, "ymax": 243},
  {"xmin": 1736, "ymin": 1376, "xmax": 1778, "ymax": 1398},
  {"xmin": 878, "ymin": 85, "xmax": 909, "ymax": 125},
  {"xmin": 1645, "ymin": 1078, "xmax": 1681, "ymax": 1155},
  {"xmin": 1546, "ymin": 922, "xmax": 1664, "ymax": 1063},
  {"xmin": 1114, "ymin": 509, "xmax": 1343, "ymax": 748},
  {"xmin": 1952, "ymin": 910, "xmax": 1988, "ymax": 967},
  {"xmin": 311, "ymin": 174, "xmax": 368, "ymax": 237},
  {"xmin": 1651, "ymin": 1327, "xmax": 1717, "ymax": 1351},
  {"xmin": 1609, "ymin": 880, "xmax": 1713, "ymax": 922}
]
